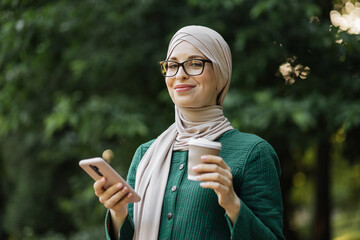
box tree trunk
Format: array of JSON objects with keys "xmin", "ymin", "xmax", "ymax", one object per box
[
  {"xmin": 281, "ymin": 166, "xmax": 299, "ymax": 240},
  {"xmin": 272, "ymin": 138, "xmax": 299, "ymax": 240},
  {"xmin": 313, "ymin": 138, "xmax": 331, "ymax": 240}
]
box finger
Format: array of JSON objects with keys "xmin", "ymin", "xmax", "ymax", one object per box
[
  {"xmin": 200, "ymin": 181, "xmax": 238, "ymax": 208},
  {"xmin": 193, "ymin": 163, "xmax": 231, "ymax": 179},
  {"xmin": 201, "ymin": 155, "xmax": 231, "ymax": 170},
  {"xmin": 99, "ymin": 183, "xmax": 125, "ymax": 204},
  {"xmin": 94, "ymin": 177, "xmax": 106, "ymax": 196},
  {"xmin": 199, "ymin": 181, "xmax": 233, "ymax": 203},
  {"xmin": 196, "ymin": 172, "xmax": 232, "ymax": 186},
  {"xmin": 103, "ymin": 187, "xmax": 130, "ymax": 209},
  {"xmin": 199, "ymin": 181, "xmax": 229, "ymax": 194},
  {"xmin": 110, "ymin": 190, "xmax": 134, "ymax": 209}
]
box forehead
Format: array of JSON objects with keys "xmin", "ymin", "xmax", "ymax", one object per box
[{"xmin": 168, "ymin": 41, "xmax": 206, "ymax": 60}]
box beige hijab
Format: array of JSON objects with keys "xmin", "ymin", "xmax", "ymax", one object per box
[{"xmin": 133, "ymin": 25, "xmax": 233, "ymax": 240}]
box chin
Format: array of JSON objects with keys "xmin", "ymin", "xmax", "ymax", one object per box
[
  {"xmin": 172, "ymin": 97, "xmax": 195, "ymax": 108},
  {"xmin": 175, "ymin": 102, "xmax": 195, "ymax": 108},
  {"xmin": 173, "ymin": 98, "xmax": 214, "ymax": 108}
]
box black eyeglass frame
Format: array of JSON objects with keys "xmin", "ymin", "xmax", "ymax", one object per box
[{"xmin": 159, "ymin": 59, "xmax": 212, "ymax": 77}]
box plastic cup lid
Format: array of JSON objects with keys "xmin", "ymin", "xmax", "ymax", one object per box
[{"xmin": 188, "ymin": 138, "xmax": 222, "ymax": 150}]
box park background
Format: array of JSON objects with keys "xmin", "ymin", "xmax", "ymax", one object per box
[{"xmin": 0, "ymin": 0, "xmax": 359, "ymax": 239}]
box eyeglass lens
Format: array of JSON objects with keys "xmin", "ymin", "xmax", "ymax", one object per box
[{"xmin": 161, "ymin": 60, "xmax": 206, "ymax": 77}]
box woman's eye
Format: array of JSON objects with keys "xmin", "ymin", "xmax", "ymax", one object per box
[
  {"xmin": 189, "ymin": 61, "xmax": 203, "ymax": 68},
  {"xmin": 168, "ymin": 63, "xmax": 178, "ymax": 69}
]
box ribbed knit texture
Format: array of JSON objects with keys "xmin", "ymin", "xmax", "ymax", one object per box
[{"xmin": 105, "ymin": 129, "xmax": 285, "ymax": 240}]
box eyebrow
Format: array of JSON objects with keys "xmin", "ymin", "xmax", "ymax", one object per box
[{"xmin": 169, "ymin": 55, "xmax": 207, "ymax": 61}]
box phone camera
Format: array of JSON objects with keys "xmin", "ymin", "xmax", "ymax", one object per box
[{"xmin": 90, "ymin": 165, "xmax": 104, "ymax": 177}]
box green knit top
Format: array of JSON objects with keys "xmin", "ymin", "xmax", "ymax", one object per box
[{"xmin": 105, "ymin": 129, "xmax": 285, "ymax": 239}]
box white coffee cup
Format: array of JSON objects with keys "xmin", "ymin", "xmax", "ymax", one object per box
[{"xmin": 187, "ymin": 138, "xmax": 222, "ymax": 181}]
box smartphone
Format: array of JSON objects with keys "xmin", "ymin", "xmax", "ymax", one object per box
[{"xmin": 79, "ymin": 157, "xmax": 141, "ymax": 203}]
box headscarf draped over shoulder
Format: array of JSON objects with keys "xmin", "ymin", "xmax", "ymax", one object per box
[{"xmin": 166, "ymin": 25, "xmax": 232, "ymax": 106}]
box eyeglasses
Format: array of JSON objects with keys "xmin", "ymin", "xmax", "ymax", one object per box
[{"xmin": 159, "ymin": 59, "xmax": 212, "ymax": 77}]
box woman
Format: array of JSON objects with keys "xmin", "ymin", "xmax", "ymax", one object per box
[{"xmin": 94, "ymin": 25, "xmax": 285, "ymax": 240}]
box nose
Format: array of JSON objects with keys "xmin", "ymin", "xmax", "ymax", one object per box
[{"xmin": 176, "ymin": 65, "xmax": 189, "ymax": 80}]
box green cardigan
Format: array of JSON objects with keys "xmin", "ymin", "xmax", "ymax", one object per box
[{"xmin": 105, "ymin": 129, "xmax": 285, "ymax": 239}]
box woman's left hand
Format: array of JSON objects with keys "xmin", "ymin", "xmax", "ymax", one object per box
[{"xmin": 193, "ymin": 155, "xmax": 241, "ymax": 224}]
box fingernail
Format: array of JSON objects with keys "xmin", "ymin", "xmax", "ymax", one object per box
[
  {"xmin": 117, "ymin": 183, "xmax": 123, "ymax": 188},
  {"xmin": 201, "ymin": 155, "xmax": 207, "ymax": 160},
  {"xmin": 192, "ymin": 166, "xmax": 199, "ymax": 171},
  {"xmin": 101, "ymin": 178, "xmax": 106, "ymax": 182},
  {"xmin": 196, "ymin": 176, "xmax": 201, "ymax": 181}
]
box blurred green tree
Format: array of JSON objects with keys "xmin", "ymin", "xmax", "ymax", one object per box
[{"xmin": 0, "ymin": 0, "xmax": 359, "ymax": 239}]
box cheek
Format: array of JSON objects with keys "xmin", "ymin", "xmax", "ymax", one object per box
[
  {"xmin": 202, "ymin": 66, "xmax": 216, "ymax": 85},
  {"xmin": 165, "ymin": 77, "xmax": 170, "ymax": 87},
  {"xmin": 201, "ymin": 74, "xmax": 217, "ymax": 93},
  {"xmin": 206, "ymin": 82, "xmax": 218, "ymax": 101},
  {"xmin": 165, "ymin": 77, "xmax": 175, "ymax": 94},
  {"xmin": 200, "ymin": 73, "xmax": 218, "ymax": 103}
]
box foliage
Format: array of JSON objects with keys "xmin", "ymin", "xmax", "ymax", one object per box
[{"xmin": 0, "ymin": 0, "xmax": 359, "ymax": 239}]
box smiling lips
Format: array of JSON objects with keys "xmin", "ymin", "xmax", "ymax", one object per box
[{"xmin": 174, "ymin": 84, "xmax": 195, "ymax": 92}]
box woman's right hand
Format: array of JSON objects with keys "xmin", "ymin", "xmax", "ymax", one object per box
[{"xmin": 93, "ymin": 177, "xmax": 133, "ymax": 222}]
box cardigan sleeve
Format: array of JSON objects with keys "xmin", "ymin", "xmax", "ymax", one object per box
[
  {"xmin": 104, "ymin": 144, "xmax": 145, "ymax": 240},
  {"xmin": 227, "ymin": 141, "xmax": 285, "ymax": 240},
  {"xmin": 105, "ymin": 210, "xmax": 135, "ymax": 240}
]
